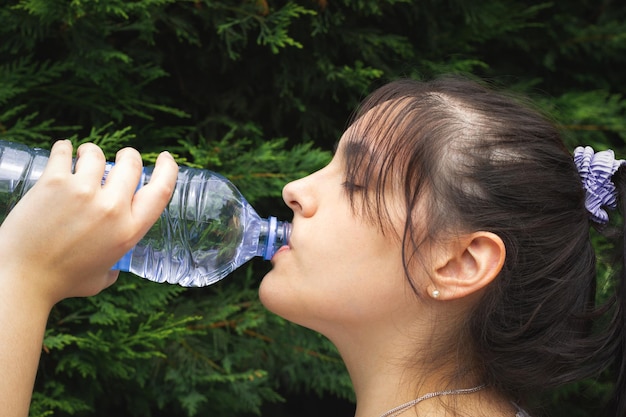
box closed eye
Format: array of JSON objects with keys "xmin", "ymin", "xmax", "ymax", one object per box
[{"xmin": 341, "ymin": 181, "xmax": 365, "ymax": 192}]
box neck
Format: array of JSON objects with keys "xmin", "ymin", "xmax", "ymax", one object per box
[
  {"xmin": 323, "ymin": 309, "xmax": 507, "ymax": 417},
  {"xmin": 327, "ymin": 317, "xmax": 472, "ymax": 417}
]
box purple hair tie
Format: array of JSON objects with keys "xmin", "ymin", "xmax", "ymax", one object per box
[{"xmin": 574, "ymin": 146, "xmax": 625, "ymax": 224}]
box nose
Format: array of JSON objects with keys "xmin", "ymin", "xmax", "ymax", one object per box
[{"xmin": 282, "ymin": 174, "xmax": 317, "ymax": 218}]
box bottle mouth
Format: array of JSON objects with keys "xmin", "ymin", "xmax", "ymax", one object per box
[
  {"xmin": 262, "ymin": 217, "xmax": 291, "ymax": 260},
  {"xmin": 276, "ymin": 220, "xmax": 291, "ymax": 245}
]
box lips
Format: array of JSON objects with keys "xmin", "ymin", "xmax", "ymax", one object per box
[{"xmin": 274, "ymin": 245, "xmax": 290, "ymax": 256}]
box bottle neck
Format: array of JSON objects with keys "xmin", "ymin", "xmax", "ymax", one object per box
[{"xmin": 258, "ymin": 217, "xmax": 291, "ymax": 260}]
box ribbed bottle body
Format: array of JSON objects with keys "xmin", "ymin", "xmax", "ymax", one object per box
[{"xmin": 125, "ymin": 167, "xmax": 268, "ymax": 287}]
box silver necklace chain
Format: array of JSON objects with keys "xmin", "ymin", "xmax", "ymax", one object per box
[{"xmin": 378, "ymin": 384, "xmax": 487, "ymax": 417}]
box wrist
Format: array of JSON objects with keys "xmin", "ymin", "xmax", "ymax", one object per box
[{"xmin": 0, "ymin": 266, "xmax": 57, "ymax": 316}]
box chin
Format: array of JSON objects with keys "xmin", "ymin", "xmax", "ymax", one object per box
[
  {"xmin": 258, "ymin": 272, "xmax": 312, "ymax": 328},
  {"xmin": 258, "ymin": 269, "xmax": 286, "ymax": 314}
]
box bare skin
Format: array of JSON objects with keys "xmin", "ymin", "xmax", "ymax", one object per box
[{"xmin": 0, "ymin": 140, "xmax": 178, "ymax": 417}]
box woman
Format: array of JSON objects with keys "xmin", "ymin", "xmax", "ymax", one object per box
[
  {"xmin": 3, "ymin": 76, "xmax": 625, "ymax": 417},
  {"xmin": 260, "ymin": 76, "xmax": 625, "ymax": 416}
]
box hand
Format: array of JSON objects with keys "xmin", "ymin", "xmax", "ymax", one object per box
[
  {"xmin": 0, "ymin": 140, "xmax": 178, "ymax": 417},
  {"xmin": 0, "ymin": 140, "xmax": 178, "ymax": 308}
]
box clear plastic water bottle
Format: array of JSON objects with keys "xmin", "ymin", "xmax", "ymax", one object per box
[{"xmin": 0, "ymin": 140, "xmax": 291, "ymax": 287}]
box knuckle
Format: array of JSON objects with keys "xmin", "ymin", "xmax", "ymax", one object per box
[
  {"xmin": 40, "ymin": 171, "xmax": 68, "ymax": 188},
  {"xmin": 73, "ymin": 183, "xmax": 99, "ymax": 200},
  {"xmin": 151, "ymin": 183, "xmax": 176, "ymax": 207},
  {"xmin": 99, "ymin": 198, "xmax": 124, "ymax": 217}
]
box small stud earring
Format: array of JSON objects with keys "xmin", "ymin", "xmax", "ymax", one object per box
[{"xmin": 432, "ymin": 289, "xmax": 440, "ymax": 299}]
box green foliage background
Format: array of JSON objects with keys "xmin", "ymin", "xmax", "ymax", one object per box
[{"xmin": 0, "ymin": 0, "xmax": 625, "ymax": 416}]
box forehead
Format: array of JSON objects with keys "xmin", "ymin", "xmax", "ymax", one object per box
[{"xmin": 336, "ymin": 98, "xmax": 414, "ymax": 178}]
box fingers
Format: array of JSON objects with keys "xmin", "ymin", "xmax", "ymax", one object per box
[
  {"xmin": 42, "ymin": 141, "xmax": 178, "ymax": 244},
  {"xmin": 45, "ymin": 142, "xmax": 178, "ymax": 251},
  {"xmin": 42, "ymin": 140, "xmax": 74, "ymax": 176},
  {"xmin": 103, "ymin": 147, "xmax": 145, "ymax": 197},
  {"xmin": 2, "ymin": 141, "xmax": 177, "ymax": 306},
  {"xmin": 131, "ymin": 151, "xmax": 178, "ymax": 229},
  {"xmin": 73, "ymin": 143, "xmax": 107, "ymax": 183},
  {"xmin": 150, "ymin": 151, "xmax": 179, "ymax": 188}
]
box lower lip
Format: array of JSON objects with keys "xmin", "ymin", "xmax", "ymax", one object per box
[{"xmin": 272, "ymin": 245, "xmax": 290, "ymax": 259}]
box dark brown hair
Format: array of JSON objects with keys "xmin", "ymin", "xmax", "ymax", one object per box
[{"xmin": 343, "ymin": 75, "xmax": 625, "ymax": 413}]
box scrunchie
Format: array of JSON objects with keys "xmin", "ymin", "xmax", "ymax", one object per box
[{"xmin": 574, "ymin": 146, "xmax": 625, "ymax": 224}]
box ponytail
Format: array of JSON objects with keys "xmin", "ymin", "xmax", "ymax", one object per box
[
  {"xmin": 575, "ymin": 148, "xmax": 626, "ymax": 415},
  {"xmin": 607, "ymin": 165, "xmax": 626, "ymax": 415}
]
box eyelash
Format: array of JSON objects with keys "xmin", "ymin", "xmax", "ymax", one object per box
[{"xmin": 341, "ymin": 181, "xmax": 365, "ymax": 192}]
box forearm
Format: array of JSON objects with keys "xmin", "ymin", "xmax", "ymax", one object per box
[{"xmin": 0, "ymin": 275, "xmax": 51, "ymax": 417}]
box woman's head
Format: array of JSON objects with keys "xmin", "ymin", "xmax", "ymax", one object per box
[
  {"xmin": 342, "ymin": 76, "xmax": 605, "ymax": 399},
  {"xmin": 263, "ymin": 75, "xmax": 616, "ymax": 404}
]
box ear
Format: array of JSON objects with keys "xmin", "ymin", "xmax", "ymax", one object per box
[{"xmin": 428, "ymin": 232, "xmax": 505, "ymax": 301}]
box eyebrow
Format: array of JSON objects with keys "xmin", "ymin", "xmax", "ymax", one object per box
[{"xmin": 342, "ymin": 140, "xmax": 372, "ymax": 165}]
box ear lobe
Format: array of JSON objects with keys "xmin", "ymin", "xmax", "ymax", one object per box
[{"xmin": 430, "ymin": 232, "xmax": 505, "ymax": 300}]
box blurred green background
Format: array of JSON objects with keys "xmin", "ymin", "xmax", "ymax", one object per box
[{"xmin": 0, "ymin": 0, "xmax": 624, "ymax": 416}]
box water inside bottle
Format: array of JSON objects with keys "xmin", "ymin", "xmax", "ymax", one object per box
[{"xmin": 0, "ymin": 143, "xmax": 48, "ymax": 225}]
